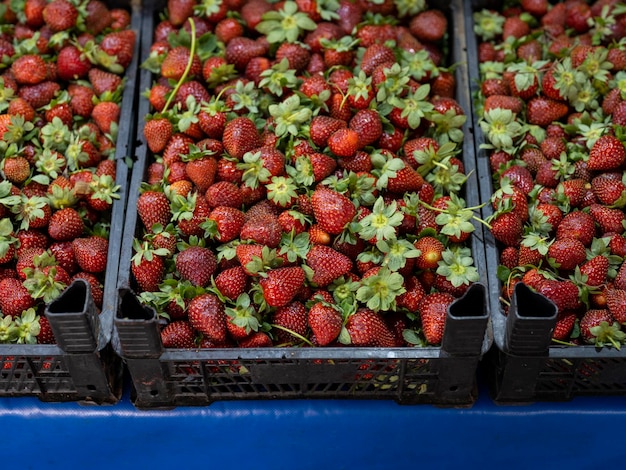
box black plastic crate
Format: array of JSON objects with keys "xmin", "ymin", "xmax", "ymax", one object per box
[
  {"xmin": 0, "ymin": 0, "xmax": 142, "ymax": 404},
  {"xmin": 114, "ymin": 0, "xmax": 491, "ymax": 409},
  {"xmin": 465, "ymin": 0, "xmax": 626, "ymax": 404}
]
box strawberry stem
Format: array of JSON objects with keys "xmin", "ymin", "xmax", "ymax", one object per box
[
  {"xmin": 270, "ymin": 324, "xmax": 314, "ymax": 346},
  {"xmin": 162, "ymin": 18, "xmax": 197, "ymax": 114}
]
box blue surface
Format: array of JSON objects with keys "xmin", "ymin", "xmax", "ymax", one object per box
[{"xmin": 2, "ymin": 384, "xmax": 626, "ymax": 470}]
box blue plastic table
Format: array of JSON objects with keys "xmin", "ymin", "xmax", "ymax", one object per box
[{"xmin": 3, "ymin": 382, "xmax": 625, "ymax": 470}]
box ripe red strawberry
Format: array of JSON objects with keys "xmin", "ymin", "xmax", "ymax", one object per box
[
  {"xmin": 308, "ymin": 301, "xmax": 342, "ymax": 346},
  {"xmin": 144, "ymin": 118, "xmax": 173, "ymax": 154},
  {"xmin": 92, "ymin": 101, "xmax": 120, "ymax": 134},
  {"xmin": 100, "ymin": 30, "xmax": 136, "ymax": 69},
  {"xmin": 272, "ymin": 301, "xmax": 308, "ymax": 345},
  {"xmin": 225, "ymin": 37, "xmax": 267, "ymax": 71},
  {"xmin": 12, "ymin": 55, "xmax": 47, "ymax": 85},
  {"xmin": 204, "ymin": 206, "xmax": 245, "ymax": 243},
  {"xmin": 589, "ymin": 204, "xmax": 626, "ymax": 235},
  {"xmin": 328, "ymin": 128, "xmax": 360, "ymax": 158},
  {"xmin": 588, "ymin": 135, "xmax": 626, "ymax": 171},
  {"xmin": 606, "ymin": 289, "xmax": 626, "ymax": 323},
  {"xmin": 161, "ymin": 320, "xmax": 196, "ymax": 348},
  {"xmin": 258, "ymin": 266, "xmax": 305, "ymax": 308},
  {"xmin": 67, "ymin": 83, "xmax": 95, "ymax": 118},
  {"xmin": 547, "ymin": 238, "xmax": 586, "ymax": 272},
  {"xmin": 580, "ymin": 256, "xmax": 610, "ymax": 287},
  {"xmin": 137, "ymin": 191, "xmax": 171, "ymax": 231},
  {"xmin": 311, "ymin": 186, "xmax": 357, "ymax": 235},
  {"xmin": 306, "ymin": 245, "xmax": 353, "ymax": 287},
  {"xmin": 526, "ymin": 97, "xmax": 569, "ymax": 127},
  {"xmin": 84, "ymin": 0, "xmax": 112, "ymax": 34},
  {"xmin": 349, "ymin": 109, "xmax": 382, "ymax": 147},
  {"xmin": 187, "ymin": 293, "xmax": 227, "ymax": 343},
  {"xmin": 238, "ymin": 331, "xmax": 273, "ymax": 347},
  {"xmin": 537, "ymin": 279, "xmax": 581, "ymax": 312},
  {"xmin": 18, "ymin": 81, "xmax": 61, "ymax": 108},
  {"xmin": 43, "ymin": 0, "xmax": 78, "ymax": 32},
  {"xmin": 502, "ymin": 15, "xmax": 531, "ymax": 39},
  {"xmin": 309, "ymin": 115, "xmax": 346, "ymax": 148},
  {"xmin": 490, "ymin": 212, "xmax": 523, "ymax": 247},
  {"xmin": 72, "ymin": 236, "xmax": 108, "ymax": 273},
  {"xmin": 345, "ymin": 308, "xmax": 396, "ymax": 347},
  {"xmin": 161, "ymin": 46, "xmax": 201, "ymax": 81},
  {"xmin": 2, "ymin": 156, "xmax": 30, "ymax": 184},
  {"xmin": 176, "ymin": 246, "xmax": 217, "ymax": 287},
  {"xmin": 57, "ymin": 45, "xmax": 92, "ymax": 81},
  {"xmin": 484, "ymin": 95, "xmax": 524, "ymax": 114},
  {"xmin": 552, "ymin": 309, "xmax": 576, "ymax": 341},
  {"xmin": 131, "ymin": 248, "xmax": 166, "ymax": 293},
  {"xmin": 48, "ymin": 207, "xmax": 84, "ymax": 241},
  {"xmin": 418, "ymin": 292, "xmax": 454, "ymax": 345},
  {"xmin": 360, "ymin": 43, "xmax": 395, "ymax": 76},
  {"xmin": 555, "ymin": 211, "xmax": 595, "ymax": 246},
  {"xmin": 215, "ymin": 266, "xmax": 248, "ymax": 300},
  {"xmin": 409, "ymin": 9, "xmax": 447, "ymax": 42},
  {"xmin": 580, "ymin": 308, "xmax": 618, "ymax": 344},
  {"xmin": 222, "ymin": 116, "xmax": 261, "ymax": 160},
  {"xmin": 88, "ymin": 68, "xmax": 123, "ymax": 96},
  {"xmin": 239, "ymin": 214, "xmax": 282, "ymax": 247},
  {"xmin": 0, "ymin": 278, "xmax": 36, "ymax": 317},
  {"xmin": 414, "ymin": 236, "xmax": 445, "ymax": 270}
]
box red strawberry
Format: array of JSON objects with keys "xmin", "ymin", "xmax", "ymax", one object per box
[
  {"xmin": 589, "ymin": 204, "xmax": 626, "ymax": 235},
  {"xmin": 418, "ymin": 292, "xmax": 454, "ymax": 345},
  {"xmin": 131, "ymin": 249, "xmax": 166, "ymax": 293},
  {"xmin": 588, "ymin": 135, "xmax": 626, "ymax": 171},
  {"xmin": 68, "ymin": 83, "xmax": 95, "ymax": 118},
  {"xmin": 537, "ymin": 279, "xmax": 581, "ymax": 312},
  {"xmin": 100, "ymin": 29, "xmax": 136, "ymax": 69},
  {"xmin": 409, "ymin": 9, "xmax": 447, "ymax": 42},
  {"xmin": 161, "ymin": 46, "xmax": 201, "ymax": 81},
  {"xmin": 328, "ymin": 128, "xmax": 360, "ymax": 158},
  {"xmin": 349, "ymin": 109, "xmax": 382, "ymax": 147},
  {"xmin": 305, "ymin": 245, "xmax": 353, "ymax": 287},
  {"xmin": 239, "ymin": 331, "xmax": 273, "ymax": 347},
  {"xmin": 48, "ymin": 207, "xmax": 84, "ymax": 241},
  {"xmin": 552, "ymin": 309, "xmax": 576, "ymax": 341},
  {"xmin": 57, "ymin": 45, "xmax": 92, "ymax": 81},
  {"xmin": 137, "ymin": 191, "xmax": 171, "ymax": 231},
  {"xmin": 11, "ymin": 55, "xmax": 47, "ymax": 85},
  {"xmin": 204, "ymin": 206, "xmax": 245, "ymax": 243},
  {"xmin": 215, "ymin": 266, "xmax": 248, "ymax": 300},
  {"xmin": 309, "ymin": 115, "xmax": 346, "ymax": 148},
  {"xmin": 414, "ymin": 236, "xmax": 445, "ymax": 270},
  {"xmin": 222, "ymin": 116, "xmax": 261, "ymax": 160},
  {"xmin": 259, "ymin": 266, "xmax": 305, "ymax": 308},
  {"xmin": 18, "ymin": 81, "xmax": 61, "ymax": 108},
  {"xmin": 502, "ymin": 15, "xmax": 531, "ymax": 39},
  {"xmin": 308, "ymin": 301, "xmax": 343, "ymax": 346},
  {"xmin": 484, "ymin": 95, "xmax": 524, "ymax": 114},
  {"xmin": 0, "ymin": 278, "xmax": 36, "ymax": 317},
  {"xmin": 606, "ymin": 289, "xmax": 626, "ymax": 323},
  {"xmin": 187, "ymin": 293, "xmax": 227, "ymax": 343},
  {"xmin": 161, "ymin": 320, "xmax": 196, "ymax": 348},
  {"xmin": 526, "ymin": 97, "xmax": 569, "ymax": 127},
  {"xmin": 144, "ymin": 118, "xmax": 173, "ymax": 154},
  {"xmin": 71, "ymin": 271, "xmax": 104, "ymax": 308},
  {"xmin": 84, "ymin": 0, "xmax": 112, "ymax": 34},
  {"xmin": 580, "ymin": 256, "xmax": 610, "ymax": 287},
  {"xmin": 547, "ymin": 238, "xmax": 586, "ymax": 272},
  {"xmin": 92, "ymin": 101, "xmax": 120, "ymax": 134},
  {"xmin": 184, "ymin": 156, "xmax": 217, "ymax": 194},
  {"xmin": 311, "ymin": 186, "xmax": 357, "ymax": 235},
  {"xmin": 555, "ymin": 211, "xmax": 595, "ymax": 246},
  {"xmin": 615, "ymin": 262, "xmax": 626, "ymax": 290},
  {"xmin": 580, "ymin": 309, "xmax": 619, "ymax": 346},
  {"xmin": 490, "ymin": 212, "xmax": 523, "ymax": 247},
  {"xmin": 225, "ymin": 37, "xmax": 267, "ymax": 71},
  {"xmin": 176, "ymin": 246, "xmax": 217, "ymax": 287},
  {"xmin": 345, "ymin": 308, "xmax": 396, "ymax": 347},
  {"xmin": 72, "ymin": 236, "xmax": 108, "ymax": 274},
  {"xmin": 43, "ymin": 0, "xmax": 78, "ymax": 32},
  {"xmin": 37, "ymin": 315, "xmax": 56, "ymax": 344},
  {"xmin": 239, "ymin": 214, "xmax": 282, "ymax": 248},
  {"xmin": 88, "ymin": 68, "xmax": 122, "ymax": 96}
]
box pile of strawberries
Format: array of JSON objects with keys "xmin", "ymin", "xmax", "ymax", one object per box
[
  {"xmin": 475, "ymin": 0, "xmax": 626, "ymax": 348},
  {"xmin": 133, "ymin": 0, "xmax": 481, "ymax": 349},
  {"xmin": 0, "ymin": 0, "xmax": 135, "ymax": 344}
]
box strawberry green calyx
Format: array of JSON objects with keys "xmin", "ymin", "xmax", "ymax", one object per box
[
  {"xmin": 0, "ymin": 314, "xmax": 17, "ymax": 343},
  {"xmin": 0, "ymin": 217, "xmax": 16, "ymax": 261},
  {"xmin": 89, "ymin": 174, "xmax": 121, "ymax": 202},
  {"xmin": 225, "ymin": 293, "xmax": 261, "ymax": 336},
  {"xmin": 426, "ymin": 157, "xmax": 468, "ymax": 195},
  {"xmin": 400, "ymin": 49, "xmax": 438, "ymax": 82},
  {"xmin": 479, "ymin": 108, "xmax": 525, "ymax": 151},
  {"xmin": 47, "ymin": 183, "xmax": 79, "ymax": 210},
  {"xmin": 377, "ymin": 238, "xmax": 421, "ymax": 272},
  {"xmin": 473, "ymin": 9, "xmax": 504, "ymax": 41},
  {"xmin": 371, "ymin": 150, "xmax": 405, "ymax": 191},
  {"xmin": 194, "ymin": 0, "xmax": 224, "ymax": 17},
  {"xmin": 521, "ymin": 232, "xmax": 552, "ymax": 258},
  {"xmin": 3, "ymin": 115, "xmax": 35, "ymax": 145},
  {"xmin": 395, "ymin": 0, "xmax": 426, "ymax": 18},
  {"xmin": 436, "ymin": 247, "xmax": 479, "ymax": 288},
  {"xmin": 35, "ymin": 148, "xmax": 67, "ymax": 179},
  {"xmin": 230, "ymin": 80, "xmax": 261, "ymax": 114},
  {"xmin": 269, "ymin": 94, "xmax": 312, "ymax": 138},
  {"xmin": 23, "ymin": 265, "xmax": 66, "ymax": 303},
  {"xmin": 256, "ymin": 1, "xmax": 317, "ymax": 43},
  {"xmin": 169, "ymin": 191, "xmax": 196, "ymax": 223},
  {"xmin": 356, "ymin": 267, "xmax": 405, "ymax": 312},
  {"xmin": 388, "ymin": 83, "xmax": 433, "ymax": 129},
  {"xmin": 359, "ymin": 197, "xmax": 404, "ymax": 243},
  {"xmin": 245, "ymin": 245, "xmax": 283, "ymax": 276},
  {"xmin": 268, "ymin": 176, "xmax": 300, "ymax": 207},
  {"xmin": 259, "ymin": 58, "xmax": 300, "ymax": 97},
  {"xmin": 13, "ymin": 308, "xmax": 40, "ymax": 344},
  {"xmin": 279, "ymin": 231, "xmax": 310, "ymax": 263},
  {"xmin": 375, "ymin": 63, "xmax": 411, "ymax": 103},
  {"xmin": 132, "ymin": 239, "xmax": 170, "ymax": 266},
  {"xmin": 0, "ymin": 181, "xmax": 20, "ymax": 209},
  {"xmin": 427, "ymin": 109, "xmax": 467, "ymax": 145},
  {"xmin": 328, "ymin": 276, "xmax": 360, "ymax": 304},
  {"xmin": 40, "ymin": 117, "xmax": 71, "ymax": 153},
  {"xmin": 239, "ymin": 151, "xmax": 272, "ymax": 189},
  {"xmin": 552, "ymin": 58, "xmax": 584, "ymax": 103},
  {"xmin": 507, "ymin": 60, "xmax": 549, "ymax": 93},
  {"xmin": 0, "ymin": 78, "xmax": 15, "ymax": 112},
  {"xmin": 11, "ymin": 195, "xmax": 49, "ymax": 231},
  {"xmin": 589, "ymin": 321, "xmax": 626, "ymax": 350}
]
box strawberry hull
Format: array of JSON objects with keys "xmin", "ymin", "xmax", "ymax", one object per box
[
  {"xmin": 114, "ymin": 0, "xmax": 491, "ymax": 409},
  {"xmin": 467, "ymin": 0, "xmax": 626, "ymax": 404},
  {"xmin": 0, "ymin": 0, "xmax": 141, "ymax": 404}
]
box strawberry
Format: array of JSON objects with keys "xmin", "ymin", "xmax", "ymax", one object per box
[
  {"xmin": 37, "ymin": 315, "xmax": 56, "ymax": 344},
  {"xmin": 131, "ymin": 247, "xmax": 166, "ymax": 293},
  {"xmin": 18, "ymin": 81, "xmax": 60, "ymax": 108},
  {"xmin": 308, "ymin": 301, "xmax": 342, "ymax": 346},
  {"xmin": 587, "ymin": 135, "xmax": 626, "ymax": 171},
  {"xmin": 547, "ymin": 238, "xmax": 586, "ymax": 272},
  {"xmin": 137, "ymin": 191, "xmax": 171, "ymax": 231},
  {"xmin": 311, "ymin": 186, "xmax": 357, "ymax": 235},
  {"xmin": 502, "ymin": 15, "xmax": 531, "ymax": 40},
  {"xmin": 187, "ymin": 293, "xmax": 227, "ymax": 343},
  {"xmin": 589, "ymin": 204, "xmax": 626, "ymax": 235},
  {"xmin": 215, "ymin": 266, "xmax": 248, "ymax": 300},
  {"xmin": 43, "ymin": 0, "xmax": 78, "ymax": 32},
  {"xmin": 84, "ymin": 0, "xmax": 113, "ymax": 35},
  {"xmin": 91, "ymin": 101, "xmax": 120, "ymax": 134},
  {"xmin": 526, "ymin": 97, "xmax": 569, "ymax": 127},
  {"xmin": 0, "ymin": 278, "xmax": 36, "ymax": 317},
  {"xmin": 11, "ymin": 55, "xmax": 47, "ymax": 85},
  {"xmin": 552, "ymin": 309, "xmax": 576, "ymax": 341},
  {"xmin": 100, "ymin": 30, "xmax": 136, "ymax": 69},
  {"xmin": 47, "ymin": 207, "xmax": 84, "ymax": 241},
  {"xmin": 414, "ymin": 236, "xmax": 445, "ymax": 270},
  {"xmin": 328, "ymin": 128, "xmax": 360, "ymax": 158},
  {"xmin": 161, "ymin": 46, "xmax": 202, "ymax": 81},
  {"xmin": 305, "ymin": 245, "xmax": 353, "ymax": 287},
  {"xmin": 418, "ymin": 292, "xmax": 454, "ymax": 345},
  {"xmin": 555, "ymin": 211, "xmax": 595, "ymax": 247},
  {"xmin": 490, "ymin": 212, "xmax": 523, "ymax": 247},
  {"xmin": 72, "ymin": 236, "xmax": 108, "ymax": 273},
  {"xmin": 57, "ymin": 45, "xmax": 92, "ymax": 81},
  {"xmin": 225, "ymin": 37, "xmax": 267, "ymax": 72},
  {"xmin": 606, "ymin": 289, "xmax": 626, "ymax": 323},
  {"xmin": 309, "ymin": 115, "xmax": 346, "ymax": 148},
  {"xmin": 484, "ymin": 95, "xmax": 524, "ymax": 114},
  {"xmin": 238, "ymin": 331, "xmax": 273, "ymax": 347},
  {"xmin": 409, "ymin": 9, "xmax": 447, "ymax": 42},
  {"xmin": 176, "ymin": 246, "xmax": 217, "ymax": 287},
  {"xmin": 2, "ymin": 156, "xmax": 31, "ymax": 185},
  {"xmin": 68, "ymin": 84, "xmax": 95, "ymax": 118},
  {"xmin": 537, "ymin": 279, "xmax": 581, "ymax": 312},
  {"xmin": 88, "ymin": 68, "xmax": 122, "ymax": 96},
  {"xmin": 349, "ymin": 109, "xmax": 382, "ymax": 147},
  {"xmin": 161, "ymin": 320, "xmax": 196, "ymax": 348},
  {"xmin": 580, "ymin": 256, "xmax": 610, "ymax": 287},
  {"xmin": 345, "ymin": 308, "xmax": 396, "ymax": 347},
  {"xmin": 259, "ymin": 266, "xmax": 305, "ymax": 308},
  {"xmin": 144, "ymin": 118, "xmax": 173, "ymax": 154},
  {"xmin": 222, "ymin": 116, "xmax": 261, "ymax": 160},
  {"xmin": 272, "ymin": 301, "xmax": 308, "ymax": 345},
  {"xmin": 204, "ymin": 206, "xmax": 245, "ymax": 243}
]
